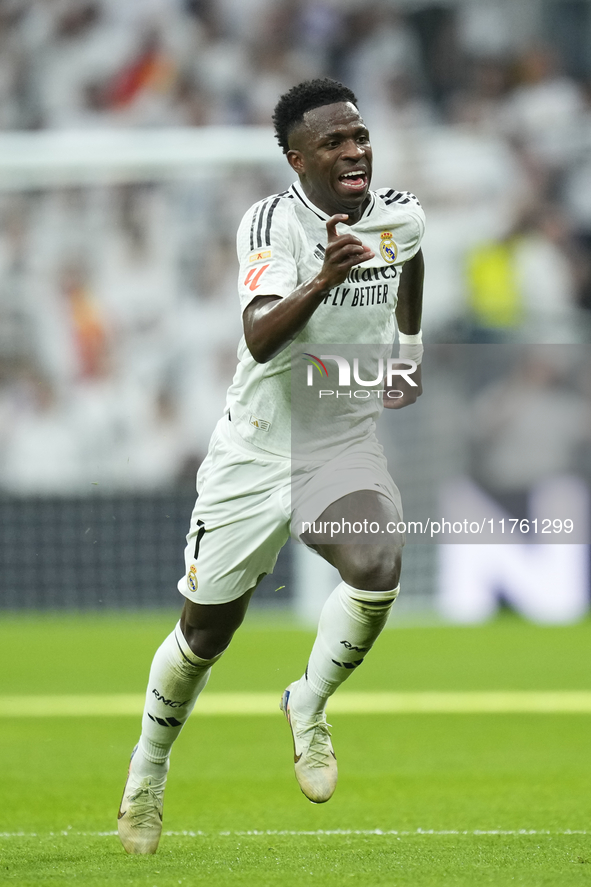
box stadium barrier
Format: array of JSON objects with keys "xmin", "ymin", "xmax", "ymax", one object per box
[{"xmin": 0, "ymin": 493, "xmax": 292, "ymax": 610}]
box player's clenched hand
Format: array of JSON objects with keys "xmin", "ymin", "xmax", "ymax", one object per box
[
  {"xmin": 383, "ymin": 362, "xmax": 423, "ymax": 409},
  {"xmin": 319, "ymin": 214, "xmax": 374, "ymax": 289}
]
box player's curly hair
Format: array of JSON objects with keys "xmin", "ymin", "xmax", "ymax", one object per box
[{"xmin": 272, "ymin": 79, "xmax": 359, "ymax": 154}]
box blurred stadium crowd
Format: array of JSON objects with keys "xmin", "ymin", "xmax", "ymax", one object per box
[{"xmin": 1, "ymin": 0, "xmax": 591, "ymax": 494}]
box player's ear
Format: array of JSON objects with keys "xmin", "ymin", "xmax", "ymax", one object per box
[{"xmin": 287, "ymin": 149, "xmax": 304, "ymax": 175}]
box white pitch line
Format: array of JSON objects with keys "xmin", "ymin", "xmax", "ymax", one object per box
[
  {"xmin": 0, "ymin": 829, "xmax": 588, "ymax": 839},
  {"xmin": 2, "ymin": 691, "xmax": 591, "ymax": 717}
]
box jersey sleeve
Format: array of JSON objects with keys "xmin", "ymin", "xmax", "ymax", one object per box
[
  {"xmin": 398, "ymin": 193, "xmax": 425, "ymax": 262},
  {"xmin": 236, "ymin": 196, "xmax": 299, "ymax": 312},
  {"xmin": 376, "ymin": 188, "xmax": 426, "ymax": 264}
]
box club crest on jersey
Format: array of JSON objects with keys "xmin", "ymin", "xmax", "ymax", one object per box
[
  {"xmin": 379, "ymin": 232, "xmax": 397, "ymax": 264},
  {"xmin": 187, "ymin": 564, "xmax": 198, "ymax": 593}
]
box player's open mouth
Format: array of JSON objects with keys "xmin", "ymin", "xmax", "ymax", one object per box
[{"xmin": 338, "ymin": 169, "xmax": 368, "ymax": 192}]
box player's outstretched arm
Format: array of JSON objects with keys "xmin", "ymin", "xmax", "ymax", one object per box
[
  {"xmin": 395, "ymin": 248, "xmax": 424, "ymax": 337},
  {"xmin": 243, "ymin": 214, "xmax": 374, "ymax": 363},
  {"xmin": 385, "ymin": 248, "xmax": 424, "ymax": 409}
]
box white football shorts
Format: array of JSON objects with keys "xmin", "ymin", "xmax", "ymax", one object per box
[{"xmin": 178, "ymin": 414, "xmax": 402, "ymax": 605}]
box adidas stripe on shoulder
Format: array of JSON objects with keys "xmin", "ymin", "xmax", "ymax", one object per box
[
  {"xmin": 247, "ymin": 190, "xmax": 293, "ymax": 251},
  {"xmin": 377, "ymin": 188, "xmax": 421, "ymax": 208}
]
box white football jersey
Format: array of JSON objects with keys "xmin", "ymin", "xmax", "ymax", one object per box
[{"xmin": 225, "ymin": 180, "xmax": 425, "ymax": 457}]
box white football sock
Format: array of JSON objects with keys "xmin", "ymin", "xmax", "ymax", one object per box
[
  {"xmin": 291, "ymin": 580, "xmax": 399, "ymax": 721},
  {"xmin": 134, "ymin": 621, "xmax": 223, "ymax": 774}
]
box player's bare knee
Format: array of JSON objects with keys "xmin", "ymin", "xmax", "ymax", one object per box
[
  {"xmin": 180, "ymin": 607, "xmax": 236, "ymax": 660},
  {"xmin": 180, "ymin": 589, "xmax": 252, "ymax": 660},
  {"xmin": 180, "ymin": 623, "xmax": 232, "ymax": 662},
  {"xmin": 339, "ymin": 544, "xmax": 401, "ymax": 591}
]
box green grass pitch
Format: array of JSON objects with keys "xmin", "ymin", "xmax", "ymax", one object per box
[{"xmin": 0, "ymin": 609, "xmax": 590, "ymax": 886}]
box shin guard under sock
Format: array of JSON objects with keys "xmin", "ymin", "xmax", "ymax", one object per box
[
  {"xmin": 292, "ymin": 580, "xmax": 399, "ymax": 719},
  {"xmin": 137, "ymin": 621, "xmax": 223, "ymax": 769}
]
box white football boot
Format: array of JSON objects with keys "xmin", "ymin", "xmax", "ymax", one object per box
[
  {"xmin": 280, "ymin": 681, "xmax": 338, "ymax": 804},
  {"xmin": 117, "ymin": 746, "xmax": 168, "ymax": 854}
]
